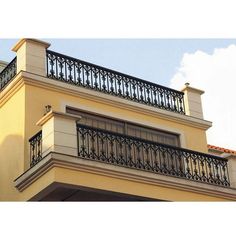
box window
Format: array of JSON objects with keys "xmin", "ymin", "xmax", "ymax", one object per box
[{"xmin": 67, "ymin": 107, "xmax": 180, "ymax": 147}]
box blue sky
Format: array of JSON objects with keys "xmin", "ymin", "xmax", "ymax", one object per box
[{"xmin": 1, "ymin": 39, "xmax": 236, "ymax": 87}]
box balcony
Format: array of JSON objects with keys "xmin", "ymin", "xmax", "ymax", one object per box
[
  {"xmin": 28, "ymin": 111, "xmax": 230, "ymax": 187},
  {"xmin": 7, "ymin": 39, "xmax": 236, "ymax": 201},
  {"xmin": 46, "ymin": 50, "xmax": 185, "ymax": 114},
  {"xmin": 0, "ymin": 46, "xmax": 185, "ymax": 116}
]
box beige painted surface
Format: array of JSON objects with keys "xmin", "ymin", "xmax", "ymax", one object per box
[
  {"xmin": 39, "ymin": 113, "xmax": 78, "ymax": 157},
  {"xmin": 182, "ymin": 85, "xmax": 204, "ymax": 119},
  {"xmin": 12, "ymin": 38, "xmax": 50, "ymax": 76},
  {"xmin": 17, "ymin": 167, "xmax": 56, "ymax": 201},
  {"xmin": 226, "ymin": 156, "xmax": 236, "ymax": 188}
]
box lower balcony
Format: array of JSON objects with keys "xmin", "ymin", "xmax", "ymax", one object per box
[{"xmin": 14, "ymin": 111, "xmax": 236, "ymax": 201}]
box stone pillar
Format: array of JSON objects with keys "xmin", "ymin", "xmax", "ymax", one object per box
[
  {"xmin": 181, "ymin": 83, "xmax": 205, "ymax": 119},
  {"xmin": 224, "ymin": 154, "xmax": 236, "ymax": 188},
  {"xmin": 12, "ymin": 38, "xmax": 50, "ymax": 76},
  {"xmin": 36, "ymin": 111, "xmax": 81, "ymax": 158}
]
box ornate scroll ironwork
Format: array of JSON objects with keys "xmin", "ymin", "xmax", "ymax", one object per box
[
  {"xmin": 29, "ymin": 131, "xmax": 42, "ymax": 167},
  {"xmin": 46, "ymin": 50, "xmax": 185, "ymax": 114},
  {"xmin": 77, "ymin": 124, "xmax": 230, "ymax": 187},
  {"xmin": 0, "ymin": 57, "xmax": 17, "ymax": 91}
]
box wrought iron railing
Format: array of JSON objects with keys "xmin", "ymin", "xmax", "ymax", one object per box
[
  {"xmin": 46, "ymin": 50, "xmax": 185, "ymax": 114},
  {"xmin": 0, "ymin": 57, "xmax": 17, "ymax": 91},
  {"xmin": 77, "ymin": 124, "xmax": 230, "ymax": 187},
  {"xmin": 29, "ymin": 131, "xmax": 42, "ymax": 167}
]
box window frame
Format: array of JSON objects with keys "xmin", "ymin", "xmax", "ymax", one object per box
[{"xmin": 66, "ymin": 106, "xmax": 180, "ymax": 147}]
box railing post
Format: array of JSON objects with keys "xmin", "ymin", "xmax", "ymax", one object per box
[
  {"xmin": 76, "ymin": 124, "xmax": 230, "ymax": 186},
  {"xmin": 36, "ymin": 111, "xmax": 81, "ymax": 159},
  {"xmin": 224, "ymin": 154, "xmax": 236, "ymax": 188},
  {"xmin": 181, "ymin": 83, "xmax": 204, "ymax": 119},
  {"xmin": 12, "ymin": 38, "xmax": 50, "ymax": 76}
]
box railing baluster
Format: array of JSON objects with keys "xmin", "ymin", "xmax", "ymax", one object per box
[
  {"xmin": 46, "ymin": 50, "xmax": 185, "ymax": 114},
  {"xmin": 29, "ymin": 131, "xmax": 42, "ymax": 167},
  {"xmin": 0, "ymin": 57, "xmax": 17, "ymax": 91},
  {"xmin": 76, "ymin": 124, "xmax": 230, "ymax": 187}
]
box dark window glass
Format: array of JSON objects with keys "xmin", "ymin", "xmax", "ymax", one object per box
[{"xmin": 67, "ymin": 107, "xmax": 180, "ymax": 147}]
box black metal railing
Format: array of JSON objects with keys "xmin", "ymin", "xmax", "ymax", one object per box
[
  {"xmin": 77, "ymin": 124, "xmax": 230, "ymax": 187},
  {"xmin": 0, "ymin": 57, "xmax": 17, "ymax": 91},
  {"xmin": 46, "ymin": 50, "xmax": 185, "ymax": 114},
  {"xmin": 29, "ymin": 131, "xmax": 42, "ymax": 167}
]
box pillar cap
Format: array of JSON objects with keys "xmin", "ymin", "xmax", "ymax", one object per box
[
  {"xmin": 36, "ymin": 110, "xmax": 82, "ymax": 126},
  {"xmin": 181, "ymin": 83, "xmax": 205, "ymax": 95},
  {"xmin": 12, "ymin": 38, "xmax": 51, "ymax": 52}
]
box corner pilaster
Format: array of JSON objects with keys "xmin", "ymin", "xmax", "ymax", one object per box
[
  {"xmin": 12, "ymin": 38, "xmax": 50, "ymax": 76},
  {"xmin": 181, "ymin": 83, "xmax": 205, "ymax": 119}
]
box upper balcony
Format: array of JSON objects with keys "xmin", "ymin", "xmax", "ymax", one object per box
[
  {"xmin": 45, "ymin": 50, "xmax": 186, "ymax": 115},
  {"xmin": 1, "ymin": 46, "xmax": 186, "ymax": 116}
]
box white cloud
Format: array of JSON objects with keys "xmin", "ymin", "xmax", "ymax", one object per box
[{"xmin": 170, "ymin": 45, "xmax": 236, "ymax": 150}]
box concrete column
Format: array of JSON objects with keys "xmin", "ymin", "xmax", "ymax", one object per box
[
  {"xmin": 12, "ymin": 38, "xmax": 50, "ymax": 76},
  {"xmin": 181, "ymin": 83, "xmax": 205, "ymax": 119},
  {"xmin": 224, "ymin": 154, "xmax": 236, "ymax": 188},
  {"xmin": 36, "ymin": 111, "xmax": 81, "ymax": 157}
]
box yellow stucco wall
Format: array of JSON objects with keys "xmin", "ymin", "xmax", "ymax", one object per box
[
  {"xmin": 0, "ymin": 75, "xmax": 210, "ymax": 201},
  {"xmin": 0, "ymin": 38, "xmax": 229, "ymax": 201},
  {"xmin": 0, "ymin": 86, "xmax": 25, "ymax": 201},
  {"xmin": 54, "ymin": 167, "xmax": 227, "ymax": 201},
  {"xmin": 24, "ymin": 81, "xmax": 208, "ymax": 158}
]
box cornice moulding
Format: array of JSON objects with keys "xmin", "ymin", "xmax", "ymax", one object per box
[
  {"xmin": 14, "ymin": 152, "xmax": 236, "ymax": 201},
  {"xmin": 20, "ymin": 71, "xmax": 213, "ymax": 131}
]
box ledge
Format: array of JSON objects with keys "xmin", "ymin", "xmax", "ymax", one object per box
[
  {"xmin": 181, "ymin": 84, "xmax": 205, "ymax": 95},
  {"xmin": 18, "ymin": 71, "xmax": 212, "ymax": 131},
  {"xmin": 15, "ymin": 152, "xmax": 236, "ymax": 201},
  {"xmin": 0, "ymin": 71, "xmax": 25, "ymax": 108},
  {"xmin": 36, "ymin": 110, "xmax": 82, "ymax": 126}
]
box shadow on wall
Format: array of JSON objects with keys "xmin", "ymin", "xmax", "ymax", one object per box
[{"xmin": 0, "ymin": 134, "xmax": 24, "ymax": 201}]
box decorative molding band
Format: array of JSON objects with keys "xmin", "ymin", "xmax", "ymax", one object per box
[
  {"xmin": 12, "ymin": 38, "xmax": 51, "ymax": 52},
  {"xmin": 15, "ymin": 152, "xmax": 236, "ymax": 201},
  {"xmin": 0, "ymin": 72, "xmax": 25, "ymax": 107},
  {"xmin": 16, "ymin": 71, "xmax": 212, "ymax": 130},
  {"xmin": 36, "ymin": 110, "xmax": 82, "ymax": 126}
]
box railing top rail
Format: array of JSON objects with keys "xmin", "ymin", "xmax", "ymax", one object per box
[
  {"xmin": 0, "ymin": 57, "xmax": 16, "ymax": 77},
  {"xmin": 0, "ymin": 57, "xmax": 17, "ymax": 91},
  {"xmin": 77, "ymin": 123, "xmax": 227, "ymax": 162},
  {"xmin": 29, "ymin": 130, "xmax": 42, "ymax": 142},
  {"xmin": 47, "ymin": 50, "xmax": 184, "ymax": 96}
]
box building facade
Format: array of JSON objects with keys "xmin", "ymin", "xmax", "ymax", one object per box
[{"xmin": 1, "ymin": 39, "xmax": 236, "ymax": 201}]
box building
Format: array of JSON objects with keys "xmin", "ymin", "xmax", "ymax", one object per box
[
  {"xmin": 208, "ymin": 144, "xmax": 236, "ymax": 158},
  {"xmin": 0, "ymin": 38, "xmax": 236, "ymax": 201}
]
